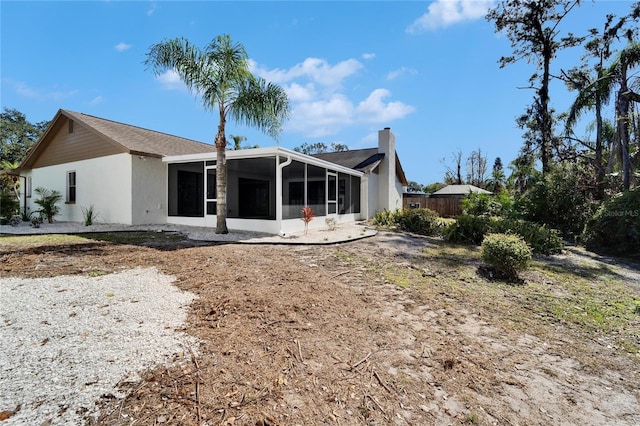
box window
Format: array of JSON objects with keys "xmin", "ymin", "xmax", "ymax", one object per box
[
  {"xmin": 26, "ymin": 176, "xmax": 32, "ymax": 198},
  {"xmin": 206, "ymin": 168, "xmax": 217, "ymax": 215},
  {"xmin": 168, "ymin": 162, "xmax": 204, "ymax": 217},
  {"xmin": 68, "ymin": 119, "xmax": 74, "ymax": 133},
  {"xmin": 67, "ymin": 171, "xmax": 76, "ymax": 203}
]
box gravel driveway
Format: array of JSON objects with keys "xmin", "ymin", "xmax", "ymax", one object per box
[{"xmin": 0, "ymin": 267, "xmax": 198, "ymax": 425}]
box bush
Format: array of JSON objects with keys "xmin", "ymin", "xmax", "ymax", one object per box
[
  {"xmin": 481, "ymin": 233, "xmax": 532, "ymax": 279},
  {"xmin": 0, "ymin": 185, "xmax": 19, "ymax": 219},
  {"xmin": 81, "ymin": 205, "xmax": 98, "ymax": 226},
  {"xmin": 518, "ymin": 164, "xmax": 598, "ymax": 237},
  {"xmin": 462, "ymin": 192, "xmax": 515, "ymax": 218},
  {"xmin": 444, "ymin": 214, "xmax": 563, "ymax": 254},
  {"xmin": 373, "ymin": 208, "xmax": 443, "ymax": 236},
  {"xmin": 34, "ymin": 187, "xmax": 62, "ymax": 223},
  {"xmin": 583, "ymin": 190, "xmax": 640, "ymax": 259},
  {"xmin": 373, "ymin": 209, "xmax": 398, "ymax": 227},
  {"xmin": 443, "ymin": 214, "xmax": 493, "ymax": 245},
  {"xmin": 493, "ymin": 218, "xmax": 563, "ymax": 255},
  {"xmin": 394, "ymin": 208, "xmax": 441, "ymax": 235}
]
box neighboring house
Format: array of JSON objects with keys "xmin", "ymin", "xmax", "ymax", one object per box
[
  {"xmin": 17, "ymin": 110, "xmax": 408, "ymax": 234},
  {"xmin": 402, "ymin": 191, "xmax": 429, "ymax": 209},
  {"xmin": 430, "ymin": 184, "xmax": 491, "ymax": 198},
  {"xmin": 426, "ymin": 184, "xmax": 492, "ymax": 217}
]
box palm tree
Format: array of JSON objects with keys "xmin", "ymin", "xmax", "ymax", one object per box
[
  {"xmin": 607, "ymin": 42, "xmax": 640, "ymax": 190},
  {"xmin": 145, "ymin": 35, "xmax": 290, "ymax": 233},
  {"xmin": 228, "ymin": 134, "xmax": 247, "ymax": 150},
  {"xmin": 564, "ymin": 68, "xmax": 613, "ymax": 198}
]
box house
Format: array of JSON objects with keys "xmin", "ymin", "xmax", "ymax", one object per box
[
  {"xmin": 425, "ymin": 184, "xmax": 492, "ymax": 217},
  {"xmin": 312, "ymin": 128, "xmax": 408, "ymax": 218},
  {"xmin": 402, "ymin": 191, "xmax": 429, "ymax": 209},
  {"xmin": 17, "ymin": 109, "xmax": 408, "ymax": 234},
  {"xmin": 430, "ymin": 184, "xmax": 491, "ymax": 198}
]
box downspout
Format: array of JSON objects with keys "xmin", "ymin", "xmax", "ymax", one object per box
[{"xmin": 276, "ymin": 154, "xmax": 292, "ymax": 235}]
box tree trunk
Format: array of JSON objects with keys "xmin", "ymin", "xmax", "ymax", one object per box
[
  {"xmin": 540, "ymin": 41, "xmax": 553, "ymax": 175},
  {"xmin": 594, "ymin": 90, "xmax": 605, "ymax": 199},
  {"xmin": 618, "ymin": 91, "xmax": 631, "ymax": 191},
  {"xmin": 215, "ymin": 116, "xmax": 229, "ymax": 234}
]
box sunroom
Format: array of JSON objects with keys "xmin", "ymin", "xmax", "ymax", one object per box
[{"xmin": 163, "ymin": 147, "xmax": 365, "ymax": 234}]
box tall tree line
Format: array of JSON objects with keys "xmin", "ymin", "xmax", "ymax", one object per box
[{"xmin": 487, "ymin": 0, "xmax": 640, "ymax": 196}]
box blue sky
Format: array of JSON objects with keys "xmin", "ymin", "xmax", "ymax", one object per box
[{"xmin": 1, "ymin": 0, "xmax": 636, "ymax": 185}]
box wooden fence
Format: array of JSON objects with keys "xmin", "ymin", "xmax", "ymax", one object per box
[{"xmin": 403, "ymin": 196, "xmax": 462, "ymax": 218}]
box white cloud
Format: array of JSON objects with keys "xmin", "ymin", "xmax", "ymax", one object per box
[
  {"xmin": 387, "ymin": 67, "xmax": 418, "ymax": 80},
  {"xmin": 146, "ymin": 2, "xmax": 157, "ymax": 16},
  {"xmin": 287, "ymin": 94, "xmax": 355, "ymax": 137},
  {"xmin": 362, "ymin": 53, "xmax": 376, "ymax": 60},
  {"xmin": 89, "ymin": 96, "xmax": 104, "ymax": 105},
  {"xmin": 285, "ymin": 82, "xmax": 316, "ymax": 102},
  {"xmin": 114, "ymin": 42, "xmax": 132, "ymax": 52},
  {"xmin": 355, "ymin": 89, "xmax": 416, "ymax": 123},
  {"xmin": 6, "ymin": 79, "xmax": 78, "ymax": 101},
  {"xmin": 252, "ymin": 57, "xmax": 363, "ymax": 92},
  {"xmin": 156, "ymin": 69, "xmax": 186, "ymax": 90},
  {"xmin": 407, "ymin": 0, "xmax": 494, "ymax": 32},
  {"xmin": 251, "ymin": 56, "xmax": 415, "ymax": 137}
]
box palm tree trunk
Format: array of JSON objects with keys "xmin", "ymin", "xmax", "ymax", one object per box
[
  {"xmin": 617, "ymin": 89, "xmax": 631, "ymax": 191},
  {"xmin": 594, "ymin": 94, "xmax": 605, "ymax": 199},
  {"xmin": 215, "ymin": 117, "xmax": 229, "ymax": 234}
]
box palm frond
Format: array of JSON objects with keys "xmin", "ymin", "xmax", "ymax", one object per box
[{"xmin": 230, "ymin": 77, "xmax": 290, "ymax": 140}]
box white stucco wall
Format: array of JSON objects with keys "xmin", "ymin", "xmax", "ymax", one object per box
[
  {"xmin": 366, "ymin": 173, "xmax": 379, "ymax": 219},
  {"xmin": 25, "ymin": 154, "xmax": 133, "ymax": 224},
  {"xmin": 131, "ymin": 156, "xmax": 167, "ymax": 225}
]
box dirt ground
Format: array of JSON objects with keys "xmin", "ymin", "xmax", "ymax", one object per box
[{"xmin": 1, "ymin": 231, "xmax": 639, "ymax": 425}]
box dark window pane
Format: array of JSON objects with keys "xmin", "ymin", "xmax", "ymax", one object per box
[
  {"xmin": 206, "ymin": 169, "xmax": 217, "ymax": 199},
  {"xmin": 167, "ymin": 162, "xmax": 204, "ymax": 217},
  {"xmin": 282, "ymin": 160, "xmax": 305, "ymax": 219},
  {"xmin": 307, "ymin": 165, "xmax": 326, "ymax": 216}
]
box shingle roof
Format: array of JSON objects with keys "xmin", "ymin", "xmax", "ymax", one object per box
[
  {"xmin": 312, "ymin": 148, "xmax": 382, "ymax": 170},
  {"xmin": 312, "ymin": 148, "xmax": 408, "ymax": 186},
  {"xmin": 63, "ymin": 110, "xmax": 216, "ymax": 157},
  {"xmin": 432, "ymin": 184, "xmax": 492, "ymax": 195}
]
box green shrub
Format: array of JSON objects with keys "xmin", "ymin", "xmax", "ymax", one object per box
[
  {"xmin": 20, "ymin": 205, "xmax": 36, "ymax": 222},
  {"xmin": 81, "ymin": 205, "xmax": 98, "ymax": 226},
  {"xmin": 583, "ymin": 190, "xmax": 640, "ymax": 259},
  {"xmin": 394, "ymin": 208, "xmax": 441, "ymax": 235},
  {"xmin": 373, "ymin": 209, "xmax": 398, "ymax": 227},
  {"xmin": 444, "ymin": 214, "xmax": 563, "ymax": 254},
  {"xmin": 462, "ymin": 192, "xmax": 515, "ymax": 218},
  {"xmin": 493, "ymin": 218, "xmax": 563, "ymax": 255},
  {"xmin": 34, "ymin": 187, "xmax": 62, "ymax": 223},
  {"xmin": 373, "ymin": 208, "xmax": 443, "ymax": 236},
  {"xmin": 0, "ymin": 185, "xmax": 19, "ymax": 219},
  {"xmin": 443, "ymin": 214, "xmax": 492, "ymax": 245},
  {"xmin": 518, "ymin": 164, "xmax": 598, "ymax": 237},
  {"xmin": 481, "ymin": 233, "xmax": 532, "ymax": 279}
]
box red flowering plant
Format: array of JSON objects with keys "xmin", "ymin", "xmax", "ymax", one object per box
[{"xmin": 301, "ymin": 206, "xmax": 315, "ymax": 235}]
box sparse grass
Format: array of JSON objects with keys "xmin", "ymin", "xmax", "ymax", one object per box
[
  {"xmin": 335, "ymin": 250, "xmax": 356, "ymax": 264},
  {"xmin": 0, "ymin": 234, "xmax": 90, "ymax": 245},
  {"xmin": 87, "ymin": 269, "xmax": 106, "ymax": 277},
  {"xmin": 0, "ymin": 231, "xmax": 188, "ymax": 246},
  {"xmin": 462, "ymin": 412, "xmax": 480, "ymax": 424},
  {"xmin": 76, "ymin": 231, "xmax": 186, "ymax": 245},
  {"xmin": 421, "ymin": 242, "xmax": 480, "ymax": 267},
  {"xmin": 384, "ymin": 270, "xmax": 413, "ymax": 288},
  {"xmin": 376, "ymin": 238, "xmax": 640, "ymax": 356}
]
